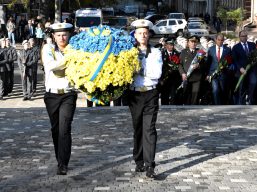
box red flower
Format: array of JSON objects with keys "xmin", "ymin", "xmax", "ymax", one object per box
[
  {"xmin": 224, "ymin": 55, "xmax": 233, "ymax": 65},
  {"xmin": 170, "ymin": 54, "xmax": 180, "ymax": 64}
]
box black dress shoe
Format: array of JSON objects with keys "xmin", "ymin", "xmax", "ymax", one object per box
[
  {"xmin": 57, "ymin": 166, "xmax": 67, "ymax": 175},
  {"xmin": 135, "ymin": 165, "xmax": 146, "ymax": 172},
  {"xmin": 23, "ymin": 97, "xmax": 28, "ymax": 101},
  {"xmin": 146, "ymin": 167, "xmax": 156, "ymax": 178}
]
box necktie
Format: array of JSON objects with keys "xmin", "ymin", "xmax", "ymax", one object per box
[
  {"xmin": 169, "ymin": 53, "xmax": 172, "ymax": 61},
  {"xmin": 217, "ymin": 47, "xmax": 220, "ymax": 62},
  {"xmin": 244, "ymin": 43, "xmax": 249, "ymax": 55},
  {"xmin": 30, "ymin": 26, "xmax": 33, "ymax": 35}
]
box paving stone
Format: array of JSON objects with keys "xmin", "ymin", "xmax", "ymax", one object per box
[{"xmin": 1, "ymin": 106, "xmax": 257, "ymax": 191}]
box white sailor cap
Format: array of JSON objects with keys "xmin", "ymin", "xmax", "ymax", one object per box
[
  {"xmin": 22, "ymin": 40, "xmax": 29, "ymax": 45},
  {"xmin": 50, "ymin": 22, "xmax": 73, "ymax": 32},
  {"xmin": 0, "ymin": 38, "xmax": 5, "ymax": 42},
  {"xmin": 131, "ymin": 19, "xmax": 153, "ymax": 30}
]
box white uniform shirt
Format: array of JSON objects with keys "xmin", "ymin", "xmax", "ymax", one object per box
[
  {"xmin": 131, "ymin": 46, "xmax": 163, "ymax": 87},
  {"xmin": 42, "ymin": 44, "xmax": 70, "ymax": 91}
]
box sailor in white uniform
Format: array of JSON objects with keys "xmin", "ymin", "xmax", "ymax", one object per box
[
  {"xmin": 42, "ymin": 22, "xmax": 77, "ymax": 175},
  {"xmin": 128, "ymin": 19, "xmax": 163, "ymax": 179}
]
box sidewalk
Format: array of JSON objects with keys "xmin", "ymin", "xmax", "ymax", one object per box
[
  {"xmin": 0, "ymin": 106, "xmax": 257, "ymax": 191},
  {"xmin": 0, "ymin": 83, "xmax": 88, "ymax": 108}
]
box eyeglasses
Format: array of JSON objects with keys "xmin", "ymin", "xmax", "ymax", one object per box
[{"xmin": 240, "ymin": 35, "xmax": 247, "ymax": 37}]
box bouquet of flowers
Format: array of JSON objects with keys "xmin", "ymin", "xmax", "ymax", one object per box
[
  {"xmin": 234, "ymin": 49, "xmax": 257, "ymax": 92},
  {"xmin": 63, "ymin": 25, "xmax": 140, "ymax": 105},
  {"xmin": 158, "ymin": 54, "xmax": 180, "ymax": 87},
  {"xmin": 168, "ymin": 54, "xmax": 180, "ymax": 70},
  {"xmin": 208, "ymin": 55, "xmax": 233, "ymax": 82},
  {"xmin": 177, "ymin": 49, "xmax": 206, "ymax": 91}
]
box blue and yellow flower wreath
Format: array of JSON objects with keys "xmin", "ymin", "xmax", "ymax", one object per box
[{"xmin": 63, "ymin": 25, "xmax": 140, "ymax": 105}]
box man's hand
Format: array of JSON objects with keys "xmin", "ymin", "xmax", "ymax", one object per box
[
  {"xmin": 240, "ymin": 67, "xmax": 246, "ymax": 74},
  {"xmin": 182, "ymin": 73, "xmax": 187, "ymax": 81},
  {"xmin": 192, "ymin": 63, "xmax": 199, "ymax": 69}
]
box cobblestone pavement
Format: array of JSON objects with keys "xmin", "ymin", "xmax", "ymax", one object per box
[{"xmin": 1, "ymin": 105, "xmax": 257, "ymax": 192}]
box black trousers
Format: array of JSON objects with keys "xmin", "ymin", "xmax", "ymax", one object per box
[
  {"xmin": 128, "ymin": 88, "xmax": 159, "ymax": 168},
  {"xmin": 44, "ymin": 91, "xmax": 77, "ymax": 167},
  {"xmin": 32, "ymin": 63, "xmax": 38, "ymax": 92},
  {"xmin": 183, "ymin": 80, "xmax": 201, "ymax": 105}
]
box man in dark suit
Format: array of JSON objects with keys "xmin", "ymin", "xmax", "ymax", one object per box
[
  {"xmin": 159, "ymin": 38, "xmax": 180, "ymax": 105},
  {"xmin": 232, "ymin": 30, "xmax": 256, "ymax": 104},
  {"xmin": 207, "ymin": 33, "xmax": 232, "ymax": 105},
  {"xmin": 178, "ymin": 35, "xmax": 205, "ymax": 104},
  {"xmin": 25, "ymin": 19, "xmax": 36, "ymax": 39}
]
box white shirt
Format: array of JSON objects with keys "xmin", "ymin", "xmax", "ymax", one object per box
[
  {"xmin": 131, "ymin": 46, "xmax": 163, "ymax": 87},
  {"xmin": 42, "ymin": 44, "xmax": 71, "ymax": 91}
]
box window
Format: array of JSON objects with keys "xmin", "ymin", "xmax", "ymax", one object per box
[
  {"xmin": 156, "ymin": 21, "xmax": 167, "ymax": 27},
  {"xmin": 168, "ymin": 20, "xmax": 176, "ymax": 26}
]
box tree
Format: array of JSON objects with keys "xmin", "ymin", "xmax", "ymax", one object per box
[
  {"xmin": 217, "ymin": 6, "xmax": 245, "ymax": 34},
  {"xmin": 7, "ymin": 0, "xmax": 30, "ymax": 8}
]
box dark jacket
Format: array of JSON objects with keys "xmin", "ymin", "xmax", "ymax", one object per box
[
  {"xmin": 232, "ymin": 41, "xmax": 256, "ymax": 77},
  {"xmin": 207, "ymin": 45, "xmax": 232, "ymax": 76},
  {"xmin": 0, "ymin": 48, "xmax": 7, "ymax": 73},
  {"xmin": 179, "ymin": 48, "xmax": 205, "ymax": 82},
  {"xmin": 6, "ymin": 46, "xmax": 17, "ymax": 71}
]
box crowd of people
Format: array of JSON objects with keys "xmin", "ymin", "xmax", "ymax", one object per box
[
  {"xmin": 1, "ymin": 13, "xmax": 256, "ymax": 179},
  {"xmin": 0, "ymin": 15, "xmax": 59, "ymax": 100},
  {"xmin": 154, "ymin": 30, "xmax": 257, "ymax": 105},
  {"xmin": 0, "ymin": 14, "xmax": 257, "ymax": 106}
]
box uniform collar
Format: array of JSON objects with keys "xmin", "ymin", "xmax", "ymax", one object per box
[{"xmin": 137, "ymin": 44, "xmax": 151, "ymax": 58}]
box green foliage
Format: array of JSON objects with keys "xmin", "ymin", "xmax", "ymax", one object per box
[
  {"xmin": 217, "ymin": 7, "xmax": 227, "ymax": 20},
  {"xmin": 217, "ymin": 7, "xmax": 245, "ymax": 25},
  {"xmin": 8, "ymin": 0, "xmax": 30, "ymax": 9},
  {"xmin": 227, "ymin": 8, "xmax": 245, "ymax": 25}
]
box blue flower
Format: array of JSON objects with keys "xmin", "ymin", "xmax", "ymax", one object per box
[{"xmin": 69, "ymin": 25, "xmax": 135, "ymax": 55}]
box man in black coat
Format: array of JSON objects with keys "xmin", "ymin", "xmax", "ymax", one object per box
[
  {"xmin": 159, "ymin": 38, "xmax": 181, "ymax": 105},
  {"xmin": 5, "ymin": 38, "xmax": 17, "ymax": 94},
  {"xmin": 0, "ymin": 38, "xmax": 7, "ymax": 100},
  {"xmin": 29, "ymin": 38, "xmax": 40, "ymax": 96},
  {"xmin": 232, "ymin": 30, "xmax": 257, "ymax": 104}
]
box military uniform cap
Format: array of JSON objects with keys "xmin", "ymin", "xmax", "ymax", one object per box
[
  {"xmin": 50, "ymin": 22, "xmax": 73, "ymax": 32},
  {"xmin": 131, "ymin": 19, "xmax": 153, "ymax": 30},
  {"xmin": 188, "ymin": 35, "xmax": 199, "ymax": 42},
  {"xmin": 165, "ymin": 37, "xmax": 176, "ymax": 45},
  {"xmin": 22, "ymin": 40, "xmax": 29, "ymax": 45}
]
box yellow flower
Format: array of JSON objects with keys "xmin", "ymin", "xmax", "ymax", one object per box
[{"xmin": 63, "ymin": 46, "xmax": 140, "ymax": 94}]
